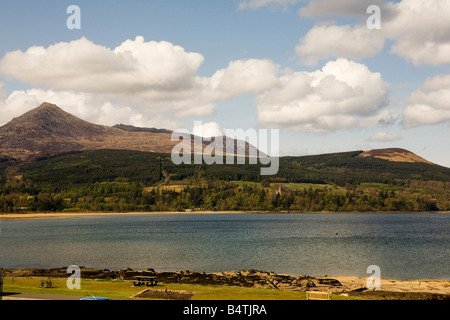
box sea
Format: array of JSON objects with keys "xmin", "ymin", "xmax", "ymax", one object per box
[{"xmin": 0, "ymin": 213, "xmax": 449, "ymax": 280}]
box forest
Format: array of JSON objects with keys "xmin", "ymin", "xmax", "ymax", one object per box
[{"xmin": 0, "ymin": 149, "xmax": 449, "ymax": 213}]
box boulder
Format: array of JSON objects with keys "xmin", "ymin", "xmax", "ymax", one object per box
[
  {"xmin": 318, "ymin": 278, "xmax": 342, "ymax": 286},
  {"xmin": 299, "ymin": 279, "xmax": 316, "ymax": 288}
]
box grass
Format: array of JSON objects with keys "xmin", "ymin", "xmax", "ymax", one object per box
[
  {"xmin": 2, "ymin": 276, "xmax": 360, "ymax": 300},
  {"xmin": 3, "ymin": 277, "xmax": 139, "ymax": 300}
]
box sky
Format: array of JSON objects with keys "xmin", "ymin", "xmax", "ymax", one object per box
[{"xmin": 0, "ymin": 0, "xmax": 449, "ymax": 167}]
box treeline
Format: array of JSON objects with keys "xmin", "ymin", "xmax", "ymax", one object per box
[
  {"xmin": 10, "ymin": 149, "xmax": 450, "ymax": 190},
  {"xmin": 0, "ymin": 149, "xmax": 449, "ymax": 213},
  {"xmin": 0, "ymin": 179, "xmax": 446, "ymax": 213}
]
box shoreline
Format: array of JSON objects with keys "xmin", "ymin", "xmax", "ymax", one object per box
[
  {"xmin": 1, "ymin": 210, "xmax": 449, "ymax": 221},
  {"xmin": 2, "ymin": 267, "xmax": 450, "ymax": 296},
  {"xmin": 0, "ymin": 211, "xmax": 250, "ymax": 220}
]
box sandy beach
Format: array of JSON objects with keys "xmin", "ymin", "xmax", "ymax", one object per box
[
  {"xmin": 1, "ymin": 210, "xmax": 449, "ymax": 220},
  {"xmin": 334, "ymin": 276, "xmax": 450, "ymax": 295},
  {"xmin": 0, "ymin": 211, "xmax": 253, "ymax": 220}
]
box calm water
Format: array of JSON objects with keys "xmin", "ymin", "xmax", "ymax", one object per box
[{"xmin": 0, "ymin": 213, "xmax": 449, "ymax": 280}]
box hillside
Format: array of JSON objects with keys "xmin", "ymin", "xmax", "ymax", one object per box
[
  {"xmin": 0, "ymin": 102, "xmax": 449, "ymax": 213},
  {"xmin": 358, "ymin": 148, "xmax": 432, "ymax": 164},
  {"xmin": 11, "ymin": 149, "xmax": 450, "ymax": 186},
  {"xmin": 0, "ymin": 149, "xmax": 449, "ymax": 213},
  {"xmin": 0, "ymin": 103, "xmax": 261, "ymax": 162},
  {"xmin": 0, "ymin": 103, "xmax": 178, "ymax": 161}
]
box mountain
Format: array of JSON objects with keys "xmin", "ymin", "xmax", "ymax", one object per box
[
  {"xmin": 0, "ymin": 102, "xmax": 440, "ymax": 168},
  {"xmin": 113, "ymin": 124, "xmax": 265, "ymax": 158},
  {"xmin": 0, "ymin": 103, "xmax": 120, "ymax": 158},
  {"xmin": 0, "ymin": 107, "xmax": 448, "ymax": 213},
  {"xmin": 0, "ymin": 103, "xmax": 177, "ymax": 161},
  {"xmin": 358, "ymin": 148, "xmax": 433, "ymax": 164},
  {"xmin": 0, "ymin": 103, "xmax": 262, "ymax": 162}
]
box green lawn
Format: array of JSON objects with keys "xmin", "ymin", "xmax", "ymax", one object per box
[{"xmin": 2, "ymin": 277, "xmax": 359, "ymax": 300}]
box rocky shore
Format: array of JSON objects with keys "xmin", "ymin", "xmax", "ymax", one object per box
[
  {"xmin": 3, "ymin": 267, "xmax": 450, "ymax": 300},
  {"xmin": 2, "ymin": 267, "xmax": 341, "ymax": 291}
]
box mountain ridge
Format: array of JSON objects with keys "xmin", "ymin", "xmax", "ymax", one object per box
[
  {"xmin": 0, "ymin": 102, "xmax": 440, "ymax": 167},
  {"xmin": 0, "ymin": 102, "xmax": 263, "ymax": 162},
  {"xmin": 0, "ymin": 103, "xmax": 145, "ymax": 160}
]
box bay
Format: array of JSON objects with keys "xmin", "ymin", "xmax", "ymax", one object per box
[{"xmin": 0, "ymin": 213, "xmax": 448, "ymax": 280}]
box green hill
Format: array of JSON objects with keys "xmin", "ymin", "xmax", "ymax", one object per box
[{"xmin": 0, "ymin": 149, "xmax": 449, "ymax": 213}]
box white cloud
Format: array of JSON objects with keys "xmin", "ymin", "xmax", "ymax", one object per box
[
  {"xmin": 0, "ymin": 36, "xmax": 204, "ymax": 94},
  {"xmin": 296, "ymin": 0, "xmax": 450, "ymax": 66},
  {"xmin": 0, "ymin": 36, "xmax": 222, "ymax": 124},
  {"xmin": 295, "ymin": 24, "xmax": 385, "ymax": 66},
  {"xmin": 192, "ymin": 122, "xmax": 224, "ymax": 138},
  {"xmin": 386, "ymin": 0, "xmax": 450, "ymax": 66},
  {"xmin": 256, "ymin": 58, "xmax": 390, "ymax": 132},
  {"xmin": 368, "ymin": 131, "xmax": 403, "ymax": 142},
  {"xmin": 422, "ymin": 74, "xmax": 450, "ymax": 91},
  {"xmin": 0, "ymin": 88, "xmax": 181, "ymax": 129},
  {"xmin": 0, "ymin": 82, "xmax": 6, "ymax": 102},
  {"xmin": 403, "ymin": 74, "xmax": 450, "ymax": 128},
  {"xmin": 0, "ymin": 38, "xmax": 393, "ymax": 134},
  {"xmin": 0, "ymin": 37, "xmax": 281, "ymax": 128},
  {"xmin": 208, "ymin": 59, "xmax": 279, "ymax": 97},
  {"xmin": 403, "ymin": 104, "xmax": 450, "ymax": 128}
]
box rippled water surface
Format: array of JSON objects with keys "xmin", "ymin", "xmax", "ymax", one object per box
[{"xmin": 0, "ymin": 213, "xmax": 448, "ymax": 279}]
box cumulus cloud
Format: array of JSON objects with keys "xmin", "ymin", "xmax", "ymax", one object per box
[
  {"xmin": 0, "ymin": 36, "xmax": 204, "ymax": 94},
  {"xmin": 192, "ymin": 122, "xmax": 224, "ymax": 138},
  {"xmin": 403, "ymin": 74, "xmax": 450, "ymax": 128},
  {"xmin": 296, "ymin": 0, "xmax": 450, "ymax": 66},
  {"xmin": 0, "ymin": 37, "xmax": 393, "ymax": 134},
  {"xmin": 368, "ymin": 131, "xmax": 403, "ymax": 142},
  {"xmin": 0, "ymin": 36, "xmax": 221, "ymax": 124},
  {"xmin": 239, "ymin": 0, "xmax": 450, "ymax": 67},
  {"xmin": 422, "ymin": 75, "xmax": 450, "ymax": 91},
  {"xmin": 0, "ymin": 88, "xmax": 182, "ymax": 129},
  {"xmin": 295, "ymin": 24, "xmax": 385, "ymax": 66},
  {"xmin": 386, "ymin": 0, "xmax": 450, "ymax": 66},
  {"xmin": 256, "ymin": 58, "xmax": 390, "ymax": 132},
  {"xmin": 208, "ymin": 59, "xmax": 279, "ymax": 98},
  {"xmin": 0, "ymin": 82, "xmax": 6, "ymax": 102},
  {"xmin": 0, "ymin": 37, "xmax": 282, "ymax": 128}
]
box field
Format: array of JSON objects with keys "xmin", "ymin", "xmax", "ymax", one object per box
[{"xmin": 2, "ymin": 276, "xmax": 358, "ymax": 300}]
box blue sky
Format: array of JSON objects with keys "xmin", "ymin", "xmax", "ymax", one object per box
[{"xmin": 0, "ymin": 0, "xmax": 449, "ymax": 167}]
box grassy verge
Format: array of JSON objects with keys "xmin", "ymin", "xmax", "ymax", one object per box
[{"xmin": 2, "ymin": 277, "xmax": 361, "ymax": 300}]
